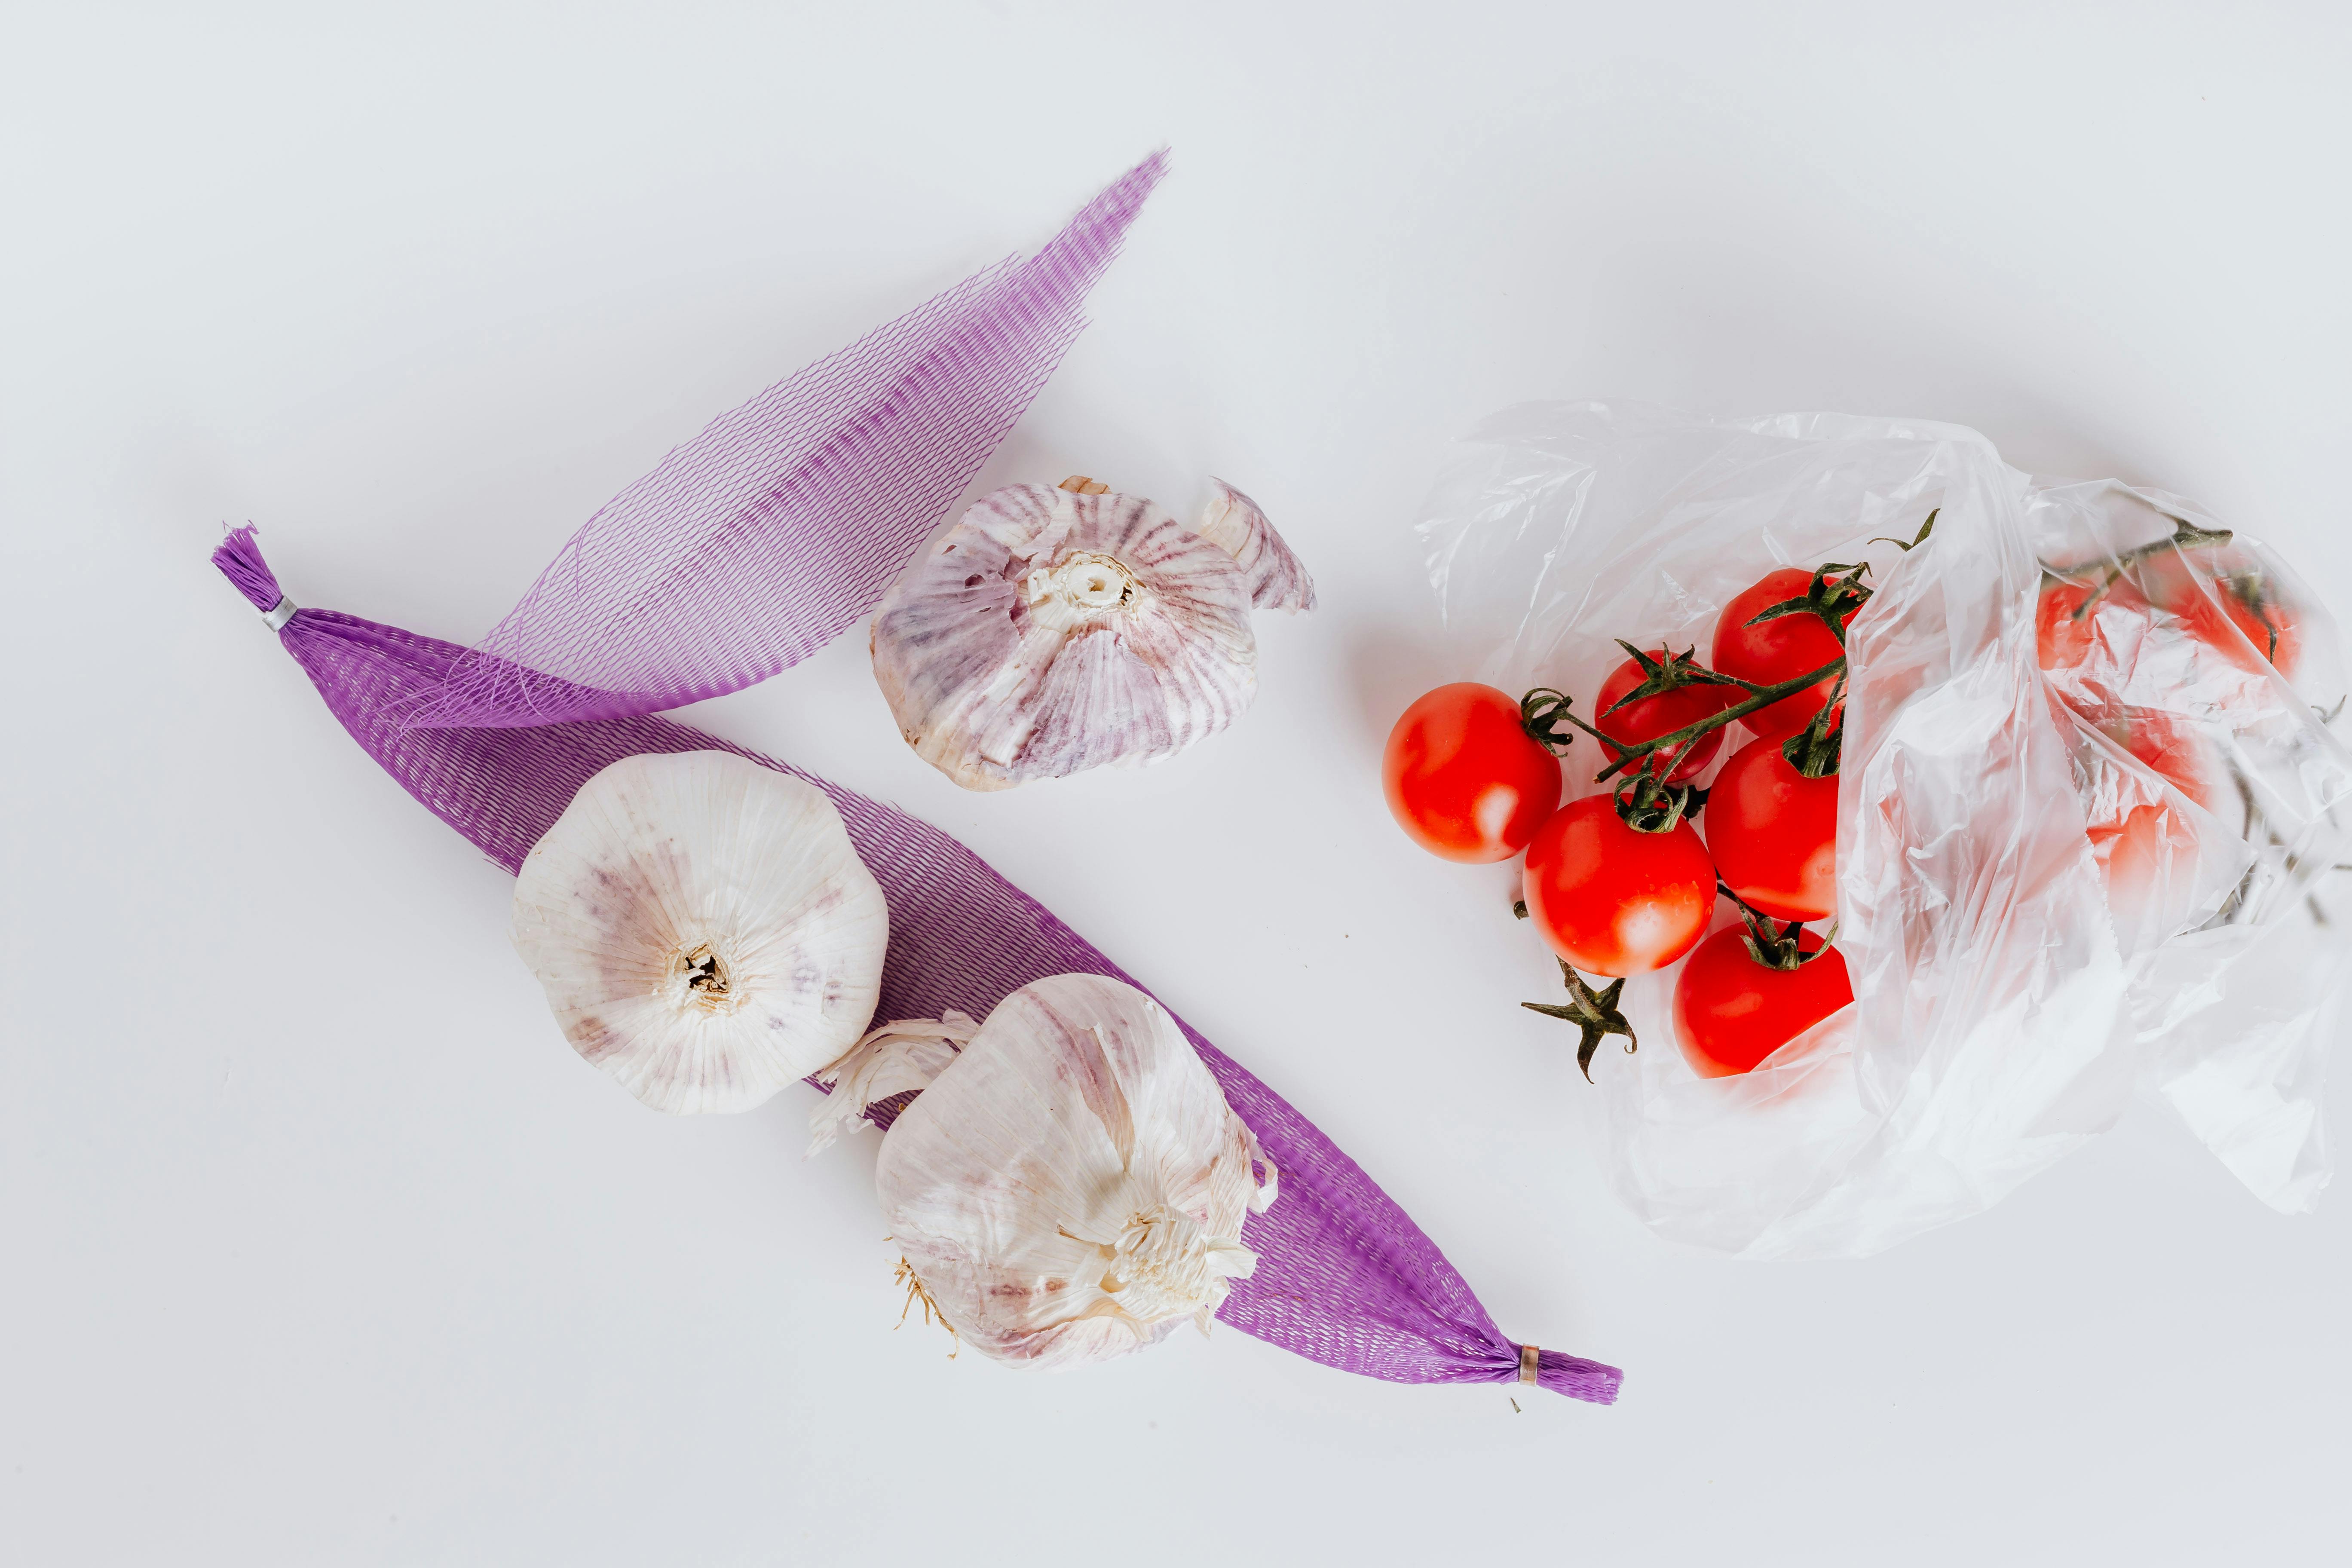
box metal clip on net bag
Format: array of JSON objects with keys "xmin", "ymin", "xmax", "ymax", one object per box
[
  {"xmin": 1418, "ymin": 403, "xmax": 2352, "ymax": 1259},
  {"xmin": 211, "ymin": 159, "xmax": 1620, "ymax": 1406}
]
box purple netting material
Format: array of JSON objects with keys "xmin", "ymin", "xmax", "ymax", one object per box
[
  {"xmin": 401, "ymin": 151, "xmax": 1172, "ymax": 732},
  {"xmin": 214, "ymin": 527, "xmax": 1620, "ymax": 1404}
]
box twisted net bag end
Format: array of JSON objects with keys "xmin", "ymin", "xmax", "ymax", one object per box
[{"xmin": 1516, "ymin": 1343, "xmax": 1618, "ymax": 1403}]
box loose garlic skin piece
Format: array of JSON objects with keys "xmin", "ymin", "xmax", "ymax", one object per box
[
  {"xmin": 510, "ymin": 750, "xmax": 889, "ymax": 1114},
  {"xmin": 1197, "ymin": 478, "xmax": 1317, "ymax": 612},
  {"xmin": 870, "ymin": 484, "xmax": 1259, "ymax": 791},
  {"xmin": 875, "ymin": 974, "xmax": 1276, "ymax": 1370}
]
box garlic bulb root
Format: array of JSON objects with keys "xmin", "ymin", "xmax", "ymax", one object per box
[
  {"xmin": 1023, "ymin": 550, "xmax": 1143, "ymax": 631},
  {"xmin": 892, "ymin": 1255, "xmax": 958, "ymax": 1356},
  {"xmin": 806, "ymin": 1012, "xmax": 980, "ymax": 1155},
  {"xmin": 1060, "ymin": 1200, "xmax": 1258, "ymax": 1338}
]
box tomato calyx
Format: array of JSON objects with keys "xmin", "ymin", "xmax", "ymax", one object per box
[
  {"xmin": 2216, "ymin": 565, "xmax": 2289, "ymax": 664},
  {"xmin": 1520, "ymin": 959, "xmax": 1638, "ymax": 1081},
  {"xmin": 1517, "ymin": 686, "xmax": 1582, "ymax": 754},
  {"xmin": 1719, "ymin": 878, "xmax": 1840, "ymax": 971},
  {"xmin": 1740, "ymin": 916, "xmax": 1840, "ymax": 971},
  {"xmin": 1597, "ymin": 642, "xmax": 1743, "ymax": 716},
  {"xmin": 1777, "ymin": 671, "xmax": 1849, "ymax": 778},
  {"xmin": 1745, "ymin": 560, "xmax": 1874, "ymax": 647},
  {"xmin": 1738, "ymin": 510, "xmax": 1938, "ymax": 655},
  {"xmin": 1612, "ymin": 771, "xmax": 1706, "ymax": 833}
]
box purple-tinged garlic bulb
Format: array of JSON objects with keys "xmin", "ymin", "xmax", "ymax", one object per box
[
  {"xmin": 1197, "ymin": 478, "xmax": 1317, "ymax": 612},
  {"xmin": 870, "ymin": 478, "xmax": 1310, "ymax": 791},
  {"xmin": 866, "ymin": 974, "xmax": 1277, "ymax": 1369},
  {"xmin": 509, "ymin": 750, "xmax": 889, "ymax": 1114}
]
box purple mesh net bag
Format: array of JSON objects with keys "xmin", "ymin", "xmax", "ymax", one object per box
[
  {"xmin": 208, "ymin": 165, "xmax": 1619, "ymax": 1407},
  {"xmin": 405, "ymin": 152, "xmax": 1175, "ymax": 732}
]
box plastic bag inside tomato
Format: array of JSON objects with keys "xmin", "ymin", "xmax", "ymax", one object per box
[{"xmin": 1418, "ymin": 405, "xmax": 2352, "ymax": 1259}]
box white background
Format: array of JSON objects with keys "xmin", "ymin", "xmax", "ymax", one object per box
[{"xmin": 6, "ymin": 3, "xmax": 2350, "ymax": 1564}]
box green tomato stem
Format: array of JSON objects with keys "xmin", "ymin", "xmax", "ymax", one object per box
[{"xmin": 1587, "ymin": 653, "xmax": 1848, "ymax": 783}]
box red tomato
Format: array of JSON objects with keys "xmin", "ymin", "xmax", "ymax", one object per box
[
  {"xmin": 2079, "ymin": 712, "xmax": 2212, "ymax": 940},
  {"xmin": 1521, "ymin": 796, "xmax": 1715, "ymax": 976},
  {"xmin": 1382, "ymin": 683, "xmax": 1562, "ymax": 862},
  {"xmin": 1593, "ymin": 652, "xmax": 1735, "ymax": 784},
  {"xmin": 2141, "ymin": 548, "xmax": 2300, "ymax": 676},
  {"xmin": 2100, "ymin": 710, "xmax": 2212, "ymax": 809},
  {"xmin": 1711, "ymin": 569, "xmax": 1855, "ymax": 741},
  {"xmin": 2090, "ymin": 799, "xmax": 2199, "ymax": 935},
  {"xmin": 1672, "ymin": 926, "xmax": 1853, "ymax": 1078},
  {"xmin": 2036, "ymin": 577, "xmax": 2149, "ymax": 672},
  {"xmin": 1706, "ymin": 735, "xmax": 1838, "ymax": 922}
]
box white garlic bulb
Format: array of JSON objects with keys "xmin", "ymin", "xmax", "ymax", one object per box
[
  {"xmin": 865, "ymin": 974, "xmax": 1277, "ymax": 1369},
  {"xmin": 510, "ymin": 750, "xmax": 890, "ymax": 1114},
  {"xmin": 869, "ymin": 478, "xmax": 1311, "ymax": 790}
]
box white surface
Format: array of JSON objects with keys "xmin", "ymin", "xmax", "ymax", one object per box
[{"xmin": 5, "ymin": 4, "xmax": 2349, "ymax": 1564}]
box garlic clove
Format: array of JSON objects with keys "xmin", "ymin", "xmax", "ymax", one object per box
[
  {"xmin": 875, "ymin": 974, "xmax": 1275, "ymax": 1370},
  {"xmin": 805, "ymin": 1011, "xmax": 979, "ymax": 1155},
  {"xmin": 869, "ymin": 484, "xmax": 1258, "ymax": 790},
  {"xmin": 509, "ymin": 750, "xmax": 889, "ymax": 1114},
  {"xmin": 1196, "ymin": 478, "xmax": 1317, "ymax": 612}
]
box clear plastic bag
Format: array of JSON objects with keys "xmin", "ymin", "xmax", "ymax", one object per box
[{"xmin": 1417, "ymin": 403, "xmax": 2352, "ymax": 1258}]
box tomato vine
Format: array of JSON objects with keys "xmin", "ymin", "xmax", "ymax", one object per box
[{"xmin": 1513, "ymin": 510, "xmax": 1935, "ymax": 1074}]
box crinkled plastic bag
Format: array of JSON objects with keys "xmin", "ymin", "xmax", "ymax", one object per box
[{"xmin": 1418, "ymin": 404, "xmax": 2352, "ymax": 1258}]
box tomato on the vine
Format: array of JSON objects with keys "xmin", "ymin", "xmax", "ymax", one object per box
[
  {"xmin": 1712, "ymin": 569, "xmax": 1855, "ymax": 741},
  {"xmin": 2141, "ymin": 547, "xmax": 2301, "ymax": 677},
  {"xmin": 2099, "ymin": 710, "xmax": 2213, "ymax": 809},
  {"xmin": 1706, "ymin": 735, "xmax": 1838, "ymax": 922},
  {"xmin": 2089, "ymin": 797, "xmax": 2202, "ymax": 936},
  {"xmin": 1382, "ymin": 683, "xmax": 1562, "ymax": 863},
  {"xmin": 1672, "ymin": 926, "xmax": 1852, "ymax": 1078},
  {"xmin": 1521, "ymin": 796, "xmax": 1715, "ymax": 976},
  {"xmin": 2079, "ymin": 713, "xmax": 2211, "ymax": 937},
  {"xmin": 2040, "ymin": 553, "xmax": 2300, "ymax": 680},
  {"xmin": 1593, "ymin": 652, "xmax": 1736, "ymax": 784},
  {"xmin": 2035, "ymin": 577, "xmax": 2149, "ymax": 672}
]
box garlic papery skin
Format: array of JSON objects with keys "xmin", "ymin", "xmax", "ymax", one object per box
[
  {"xmin": 510, "ymin": 750, "xmax": 889, "ymax": 1114},
  {"xmin": 1068, "ymin": 1200, "xmax": 1261, "ymax": 1336},
  {"xmin": 806, "ymin": 1011, "xmax": 979, "ymax": 1155},
  {"xmin": 874, "ymin": 974, "xmax": 1277, "ymax": 1370},
  {"xmin": 869, "ymin": 484, "xmax": 1257, "ymax": 790},
  {"xmin": 1196, "ymin": 478, "xmax": 1317, "ymax": 612}
]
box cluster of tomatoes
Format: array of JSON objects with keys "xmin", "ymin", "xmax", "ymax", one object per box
[
  {"xmin": 1384, "ymin": 554, "xmax": 1886, "ymax": 1082},
  {"xmin": 1386, "ymin": 514, "xmax": 2303, "ymax": 1084},
  {"xmin": 2037, "ymin": 521, "xmax": 2302, "ymax": 921}
]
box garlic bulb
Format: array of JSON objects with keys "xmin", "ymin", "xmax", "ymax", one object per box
[
  {"xmin": 1197, "ymin": 478, "xmax": 1317, "ymax": 612},
  {"xmin": 866, "ymin": 973, "xmax": 1277, "ymax": 1369},
  {"xmin": 870, "ymin": 478, "xmax": 1310, "ymax": 790},
  {"xmin": 510, "ymin": 750, "xmax": 890, "ymax": 1114}
]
